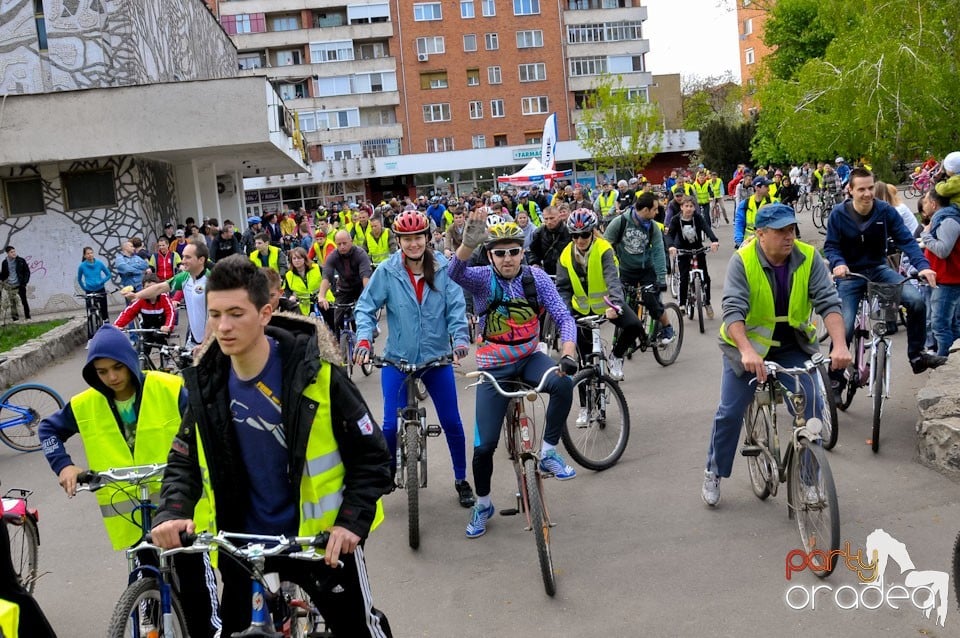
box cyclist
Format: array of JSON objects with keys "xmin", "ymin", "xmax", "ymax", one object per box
[
  {"xmin": 701, "ymin": 204, "xmax": 850, "ymax": 507},
  {"xmin": 667, "ymin": 196, "xmax": 720, "ymax": 318},
  {"xmin": 594, "ymin": 182, "xmax": 619, "ymax": 225},
  {"xmin": 707, "ymin": 171, "xmax": 728, "ymax": 224},
  {"xmin": 113, "ymin": 271, "xmax": 176, "ymax": 358},
  {"xmin": 0, "ymin": 499, "xmax": 56, "ymax": 637},
  {"xmin": 319, "ymin": 230, "xmax": 373, "ymax": 339},
  {"xmin": 353, "ymin": 210, "xmax": 476, "ymax": 508},
  {"xmin": 364, "ymin": 214, "xmax": 397, "ymax": 266},
  {"xmin": 283, "ymin": 247, "xmax": 323, "ymax": 316},
  {"xmin": 450, "ymin": 214, "xmax": 579, "ymax": 539},
  {"xmin": 151, "ymin": 255, "xmax": 394, "ymax": 638},
  {"xmin": 824, "ymin": 167, "xmax": 946, "ymax": 380},
  {"xmin": 557, "ymin": 209, "xmax": 643, "ymax": 386},
  {"xmin": 526, "ymin": 206, "xmax": 571, "ymax": 276},
  {"xmin": 249, "ymin": 232, "xmax": 287, "ymax": 275},
  {"xmin": 603, "ymin": 192, "xmax": 676, "ymax": 344},
  {"xmin": 734, "ymin": 176, "xmax": 778, "ymax": 248},
  {"xmin": 516, "ymin": 190, "xmax": 542, "ymax": 226},
  {"xmin": 38, "ymin": 325, "xmax": 220, "ymax": 636},
  {"xmin": 307, "ymin": 227, "xmax": 336, "ymax": 264},
  {"xmin": 77, "ymin": 246, "xmax": 111, "ymax": 339},
  {"xmin": 692, "ymin": 172, "xmax": 713, "ymax": 228}
]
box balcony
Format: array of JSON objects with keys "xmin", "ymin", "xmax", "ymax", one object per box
[
  {"xmin": 563, "ymin": 5, "xmax": 647, "ymax": 21},
  {"xmin": 236, "ymin": 57, "xmax": 396, "ymax": 82},
  {"xmin": 566, "ymin": 40, "xmax": 649, "ymax": 57},
  {"xmin": 218, "ymin": 0, "xmax": 363, "ymax": 16},
  {"xmin": 568, "ymin": 71, "xmax": 651, "ymax": 92},
  {"xmin": 303, "ymin": 123, "xmax": 403, "ymax": 145},
  {"xmin": 230, "ymin": 22, "xmax": 393, "ymax": 49},
  {"xmin": 285, "ymin": 91, "xmax": 400, "ymax": 110}
]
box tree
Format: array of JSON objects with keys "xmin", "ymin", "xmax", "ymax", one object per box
[
  {"xmin": 577, "ymin": 73, "xmax": 663, "ymax": 177},
  {"xmin": 681, "ymin": 73, "xmax": 743, "ymax": 130},
  {"xmin": 700, "ymin": 117, "xmax": 757, "ymax": 181},
  {"xmin": 762, "ymin": 0, "xmax": 842, "ymax": 81}
]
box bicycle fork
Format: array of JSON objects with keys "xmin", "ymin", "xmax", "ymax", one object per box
[
  {"xmin": 502, "ymin": 407, "xmax": 554, "ymax": 532},
  {"xmin": 396, "ymin": 407, "xmax": 441, "ymax": 489}
]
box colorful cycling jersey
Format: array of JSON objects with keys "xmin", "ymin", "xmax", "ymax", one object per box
[{"xmin": 167, "ymin": 269, "xmax": 210, "ymax": 343}]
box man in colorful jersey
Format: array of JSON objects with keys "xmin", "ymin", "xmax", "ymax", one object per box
[
  {"xmin": 151, "ymin": 255, "xmax": 394, "ymax": 637},
  {"xmin": 701, "ymin": 204, "xmax": 850, "ymax": 507},
  {"xmin": 38, "ymin": 325, "xmax": 220, "ymax": 637},
  {"xmin": 450, "ymin": 213, "xmax": 580, "ymax": 539},
  {"xmin": 733, "ymin": 176, "xmax": 778, "ymax": 248}
]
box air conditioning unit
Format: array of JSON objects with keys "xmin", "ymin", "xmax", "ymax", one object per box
[
  {"xmin": 417, "ymin": 53, "xmax": 429, "ymax": 62},
  {"xmin": 216, "ymin": 176, "xmax": 234, "ymax": 195}
]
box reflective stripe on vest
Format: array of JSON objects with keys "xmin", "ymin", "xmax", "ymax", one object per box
[
  {"xmin": 559, "ymin": 237, "xmax": 613, "ymax": 315},
  {"xmin": 366, "ymin": 230, "xmax": 391, "ymax": 264},
  {"xmin": 745, "ymin": 194, "xmax": 779, "ymax": 239},
  {"xmin": 720, "ymin": 240, "xmax": 817, "ymax": 356},
  {"xmin": 249, "ymin": 246, "xmax": 280, "ymax": 272},
  {"xmin": 284, "ymin": 267, "xmax": 324, "ymax": 315}
]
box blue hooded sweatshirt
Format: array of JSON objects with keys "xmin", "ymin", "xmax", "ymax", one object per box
[
  {"xmin": 77, "ymin": 258, "xmax": 112, "ymax": 292},
  {"xmin": 823, "ymin": 199, "xmax": 930, "ymax": 272},
  {"xmin": 38, "ymin": 325, "xmax": 187, "ymax": 474}
]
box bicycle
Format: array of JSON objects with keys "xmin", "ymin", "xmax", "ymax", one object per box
[
  {"xmin": 676, "ymin": 247, "xmax": 710, "ymax": 334},
  {"xmin": 373, "ymin": 355, "xmax": 449, "ymax": 550},
  {"xmin": 77, "ymin": 290, "xmax": 109, "ymax": 338},
  {"xmin": 740, "ymin": 355, "xmax": 840, "ymax": 577},
  {"xmin": 710, "ymin": 198, "xmax": 726, "ymax": 226},
  {"xmin": 123, "ymin": 327, "xmax": 173, "ymax": 371},
  {"xmin": 563, "ymin": 314, "xmax": 630, "ymax": 470},
  {"xmin": 465, "ymin": 366, "xmax": 562, "ymax": 596},
  {"xmin": 0, "ymin": 383, "xmax": 64, "ymax": 452},
  {"xmin": 614, "ymin": 283, "xmax": 684, "ymax": 366},
  {"xmin": 331, "ymin": 303, "xmax": 372, "ymax": 378},
  {"xmin": 668, "ymin": 253, "xmax": 681, "ymax": 300},
  {"xmin": 2, "ymin": 486, "xmax": 40, "ymax": 594}
]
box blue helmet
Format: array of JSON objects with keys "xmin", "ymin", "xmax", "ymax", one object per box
[
  {"xmin": 247, "ymin": 216, "xmax": 261, "ymax": 225},
  {"xmin": 518, "ymin": 190, "xmax": 530, "ymax": 199}
]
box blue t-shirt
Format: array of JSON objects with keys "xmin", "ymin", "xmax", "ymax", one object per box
[{"xmin": 229, "ymin": 338, "xmax": 298, "ymax": 534}]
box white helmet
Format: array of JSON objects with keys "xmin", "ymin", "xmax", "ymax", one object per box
[{"xmin": 485, "ymin": 214, "xmax": 505, "ymax": 228}]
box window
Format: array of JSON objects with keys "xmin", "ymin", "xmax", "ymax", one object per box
[
  {"xmin": 221, "ymin": 13, "xmax": 265, "ymax": 35},
  {"xmin": 743, "ymin": 18, "xmax": 752, "ymax": 35},
  {"xmin": 485, "ymin": 33, "xmax": 499, "ymax": 50},
  {"xmin": 346, "ymin": 3, "xmax": 391, "ymax": 24},
  {"xmin": 426, "ymin": 137, "xmax": 455, "ymax": 152},
  {"xmin": 310, "ymin": 41, "xmax": 355, "ymax": 63},
  {"xmin": 488, "ymin": 66, "xmax": 502, "ymax": 84},
  {"xmin": 237, "ymin": 53, "xmax": 263, "ymax": 70},
  {"xmin": 420, "ymin": 71, "xmax": 449, "ymax": 89},
  {"xmin": 469, "ymin": 101, "xmax": 483, "ymax": 119},
  {"xmin": 567, "ymin": 21, "xmax": 643, "ymax": 43},
  {"xmin": 482, "ymin": 0, "xmax": 496, "ymax": 16},
  {"xmin": 472, "ymin": 134, "xmax": 487, "ymax": 149},
  {"xmin": 521, "ymin": 96, "xmax": 548, "ymax": 115},
  {"xmin": 461, "ymin": 0, "xmax": 475, "ymax": 18},
  {"xmin": 279, "ymin": 82, "xmax": 307, "ymax": 100},
  {"xmin": 518, "ymin": 62, "xmax": 546, "ymax": 82},
  {"xmin": 490, "ymin": 99, "xmax": 505, "ymax": 117},
  {"xmin": 3, "ymin": 178, "xmax": 44, "ymax": 216},
  {"xmin": 362, "ymin": 138, "xmax": 401, "ymax": 157},
  {"xmin": 516, "ymin": 30, "xmax": 543, "ymax": 48},
  {"xmin": 416, "ymin": 37, "xmax": 445, "ymax": 55},
  {"xmin": 34, "ymin": 0, "xmax": 46, "ymax": 50},
  {"xmin": 464, "ymin": 34, "xmax": 477, "ymax": 51},
  {"xmin": 569, "ymin": 56, "xmax": 606, "ymax": 76},
  {"xmin": 513, "ymin": 0, "xmax": 539, "ymax": 15},
  {"xmin": 494, "ymin": 134, "xmax": 508, "ymax": 146},
  {"xmin": 626, "ymin": 87, "xmax": 649, "ymax": 102},
  {"xmin": 62, "ymin": 170, "xmax": 116, "ymax": 210},
  {"xmin": 271, "ymin": 16, "xmax": 299, "ymax": 31},
  {"xmin": 299, "ymin": 111, "xmax": 317, "ymax": 132},
  {"xmin": 423, "ymin": 103, "xmax": 452, "ymax": 122},
  {"xmin": 414, "ymin": 3, "xmax": 442, "ymax": 21},
  {"xmin": 316, "ymin": 109, "xmax": 360, "ymax": 129},
  {"xmin": 745, "ymin": 48, "xmax": 755, "ymax": 65},
  {"xmin": 357, "ymin": 42, "xmax": 387, "ymax": 60},
  {"xmin": 467, "ymin": 68, "xmax": 481, "ymax": 85},
  {"xmin": 275, "ymin": 49, "xmax": 302, "ymax": 66},
  {"xmin": 525, "ymin": 132, "xmax": 542, "ymax": 144}
]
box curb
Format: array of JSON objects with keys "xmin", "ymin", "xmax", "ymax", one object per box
[{"xmin": 0, "ymin": 316, "xmax": 87, "ymax": 390}]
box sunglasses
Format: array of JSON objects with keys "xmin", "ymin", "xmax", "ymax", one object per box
[
  {"xmin": 570, "ymin": 231, "xmax": 593, "ymax": 239},
  {"xmin": 490, "ymin": 247, "xmax": 523, "ymax": 258}
]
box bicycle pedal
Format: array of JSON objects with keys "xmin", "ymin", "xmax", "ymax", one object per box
[
  {"xmin": 500, "ymin": 508, "xmax": 519, "ymax": 516},
  {"xmin": 740, "ymin": 445, "xmax": 762, "ymax": 457},
  {"xmin": 426, "ymin": 424, "xmax": 442, "ymax": 437}
]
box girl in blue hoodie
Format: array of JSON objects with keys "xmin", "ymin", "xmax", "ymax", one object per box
[{"xmin": 76, "ymin": 246, "xmax": 111, "ymax": 336}]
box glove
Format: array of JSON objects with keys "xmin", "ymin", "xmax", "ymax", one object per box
[
  {"xmin": 354, "ymin": 340, "xmax": 371, "ymax": 363},
  {"xmin": 461, "ymin": 215, "xmax": 488, "ymax": 250},
  {"xmin": 657, "ymin": 282, "xmax": 668, "ymax": 292},
  {"xmin": 559, "ymin": 355, "xmax": 578, "ymax": 376},
  {"xmin": 734, "ymin": 242, "xmax": 741, "ymax": 250},
  {"xmin": 453, "ymin": 344, "xmax": 469, "ymax": 361}
]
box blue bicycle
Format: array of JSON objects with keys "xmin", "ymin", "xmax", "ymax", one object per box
[
  {"xmin": 332, "ymin": 303, "xmax": 373, "ymax": 378},
  {"xmin": 0, "ymin": 383, "xmax": 64, "ymax": 452}
]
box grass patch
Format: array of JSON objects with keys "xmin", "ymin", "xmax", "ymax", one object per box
[{"xmin": 0, "ymin": 319, "xmax": 68, "ymax": 354}]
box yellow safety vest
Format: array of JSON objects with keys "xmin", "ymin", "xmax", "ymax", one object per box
[
  {"xmin": 72, "ymin": 372, "xmax": 210, "ymax": 550},
  {"xmin": 559, "ymin": 237, "xmax": 614, "ymax": 315},
  {"xmin": 442, "ymin": 210, "xmax": 454, "ymax": 230},
  {"xmin": 597, "ymin": 191, "xmax": 618, "ymax": 216},
  {"xmin": 745, "ymin": 194, "xmax": 780, "ymax": 240},
  {"xmin": 708, "ymin": 178, "xmax": 724, "ymax": 198},
  {"xmin": 692, "ymin": 181, "xmax": 711, "ymax": 204},
  {"xmin": 671, "ymin": 183, "xmax": 695, "ymax": 197},
  {"xmin": 812, "ymin": 170, "xmax": 824, "ymax": 189},
  {"xmin": 249, "ymin": 245, "xmax": 280, "ymax": 273},
  {"xmin": 196, "ymin": 363, "xmax": 384, "ymax": 540},
  {"xmin": 720, "ymin": 240, "xmax": 817, "ymax": 356},
  {"xmin": 0, "ymin": 599, "xmax": 17, "ymax": 638},
  {"xmin": 769, "ymin": 182, "xmax": 779, "ymax": 199},
  {"xmin": 365, "ymin": 230, "xmax": 392, "ymax": 265},
  {"xmin": 284, "ymin": 267, "xmax": 324, "ymax": 315},
  {"xmin": 349, "ymin": 222, "xmax": 370, "ymax": 247}
]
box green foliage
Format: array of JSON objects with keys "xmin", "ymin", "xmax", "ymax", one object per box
[
  {"xmin": 762, "ymin": 0, "xmax": 839, "ymax": 81},
  {"xmin": 681, "ymin": 73, "xmax": 743, "ymax": 130},
  {"xmin": 0, "ymin": 319, "xmax": 67, "ymax": 353},
  {"xmin": 578, "ymin": 73, "xmax": 663, "ymax": 175},
  {"xmin": 701, "ymin": 118, "xmax": 757, "ymax": 181}
]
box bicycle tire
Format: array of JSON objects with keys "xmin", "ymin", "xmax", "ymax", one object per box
[
  {"xmin": 415, "ymin": 378, "xmax": 428, "ymax": 402},
  {"xmin": 562, "ymin": 370, "xmax": 630, "ymax": 471},
  {"xmin": 744, "ymin": 401, "xmax": 775, "ymax": 500},
  {"xmin": 871, "ymin": 345, "xmax": 886, "ymax": 453},
  {"xmin": 86, "ymin": 311, "xmax": 97, "ymax": 340},
  {"xmin": 670, "ymin": 267, "xmax": 681, "ymax": 300},
  {"xmin": 816, "ymin": 363, "xmax": 839, "ymax": 451},
  {"xmin": 523, "ymin": 457, "xmax": 556, "ymax": 597},
  {"xmin": 361, "ymin": 358, "xmax": 374, "ymax": 377},
  {"xmin": 789, "ymin": 440, "xmax": 840, "ymax": 577},
  {"xmin": 652, "ymin": 303, "xmax": 683, "ymax": 366},
  {"xmin": 694, "ymin": 276, "xmax": 705, "ymax": 334},
  {"xmin": 811, "ymin": 203, "xmax": 823, "ymax": 230},
  {"xmin": 107, "ymin": 576, "xmax": 188, "ymax": 638},
  {"xmin": 0, "ymin": 384, "xmax": 64, "ymax": 452},
  {"xmin": 6, "ymin": 516, "xmax": 39, "ymax": 594},
  {"xmin": 339, "ymin": 332, "xmax": 353, "ymax": 378},
  {"xmin": 405, "ymin": 421, "xmax": 420, "ymax": 550},
  {"xmin": 952, "ymin": 531, "xmax": 960, "ymax": 616}
]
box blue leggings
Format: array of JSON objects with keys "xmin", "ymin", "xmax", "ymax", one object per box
[{"xmin": 381, "ymin": 363, "xmax": 467, "ymax": 481}]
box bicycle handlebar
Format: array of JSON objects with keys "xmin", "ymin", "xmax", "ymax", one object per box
[
  {"xmin": 759, "ymin": 353, "xmax": 830, "ymax": 378},
  {"xmin": 76, "ymin": 464, "xmax": 167, "ymax": 492},
  {"xmin": 147, "ymin": 530, "xmax": 339, "ymax": 567},
  {"xmin": 373, "ymin": 355, "xmax": 451, "ymax": 374},
  {"xmin": 465, "ymin": 366, "xmax": 560, "ymax": 399},
  {"xmin": 674, "ymin": 247, "xmax": 711, "ymax": 255}
]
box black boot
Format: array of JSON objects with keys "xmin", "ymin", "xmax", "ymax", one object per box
[{"xmin": 455, "ymin": 479, "xmax": 476, "ymax": 508}]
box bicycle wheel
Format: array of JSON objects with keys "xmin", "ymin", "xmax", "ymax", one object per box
[
  {"xmin": 811, "ymin": 203, "xmax": 823, "ymax": 230},
  {"xmin": 694, "ymin": 276, "xmax": 705, "ymax": 334},
  {"xmin": 652, "ymin": 303, "xmax": 683, "ymax": 366},
  {"xmin": 339, "ymin": 333, "xmax": 353, "ymax": 378},
  {"xmin": 0, "ymin": 384, "xmax": 64, "ymax": 452},
  {"xmin": 415, "ymin": 378, "xmax": 428, "ymax": 402},
  {"xmin": 562, "ymin": 370, "xmax": 630, "ymax": 471},
  {"xmin": 6, "ymin": 517, "xmax": 39, "ymax": 594},
  {"xmin": 86, "ymin": 311, "xmax": 96, "ymax": 340},
  {"xmin": 283, "ymin": 582, "xmax": 331, "ymax": 638},
  {"xmin": 107, "ymin": 577, "xmax": 188, "ymax": 638},
  {"xmin": 815, "ymin": 363, "xmax": 839, "ymax": 451},
  {"xmin": 744, "ymin": 401, "xmax": 775, "ymax": 500},
  {"xmin": 870, "ymin": 345, "xmax": 886, "ymax": 453},
  {"xmin": 523, "ymin": 457, "xmax": 556, "ymax": 597},
  {"xmin": 404, "ymin": 422, "xmax": 420, "ymax": 550},
  {"xmin": 670, "ymin": 267, "xmax": 681, "ymax": 299},
  {"xmin": 789, "ymin": 440, "xmax": 840, "ymax": 577},
  {"xmin": 953, "ymin": 531, "xmax": 960, "ymax": 616}
]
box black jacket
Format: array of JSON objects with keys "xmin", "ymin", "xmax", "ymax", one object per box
[
  {"xmin": 0, "ymin": 256, "xmax": 29, "ymax": 286},
  {"xmin": 526, "ymin": 225, "xmax": 571, "ymax": 276},
  {"xmin": 154, "ymin": 314, "xmax": 392, "ymax": 538}
]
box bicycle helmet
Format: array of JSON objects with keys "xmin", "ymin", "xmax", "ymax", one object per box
[
  {"xmin": 392, "ymin": 210, "xmax": 430, "ymax": 235},
  {"xmin": 566, "ymin": 209, "xmax": 598, "ymax": 234},
  {"xmin": 485, "ymin": 213, "xmax": 505, "ymax": 228},
  {"xmin": 518, "ymin": 190, "xmax": 530, "ymax": 199},
  {"xmin": 485, "ymin": 222, "xmax": 525, "ymax": 246},
  {"xmin": 247, "ymin": 216, "xmax": 261, "ymax": 225},
  {"xmin": 489, "ymin": 194, "xmax": 503, "ymax": 204}
]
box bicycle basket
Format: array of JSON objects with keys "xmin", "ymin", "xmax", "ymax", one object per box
[{"xmin": 866, "ymin": 281, "xmax": 901, "ymax": 322}]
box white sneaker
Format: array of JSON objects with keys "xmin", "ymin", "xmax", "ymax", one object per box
[
  {"xmin": 537, "ymin": 342, "xmax": 549, "ymax": 355},
  {"xmin": 702, "ymin": 470, "xmax": 721, "ymax": 507},
  {"xmin": 608, "ymin": 355, "xmax": 624, "ymax": 381},
  {"xmin": 575, "ymin": 407, "xmax": 589, "ymax": 426}
]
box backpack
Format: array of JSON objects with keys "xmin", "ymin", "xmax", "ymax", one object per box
[{"xmin": 477, "ymin": 266, "xmax": 541, "ymax": 318}]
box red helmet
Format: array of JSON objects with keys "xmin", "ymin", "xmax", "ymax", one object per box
[{"xmin": 393, "ymin": 210, "xmax": 430, "ymax": 235}]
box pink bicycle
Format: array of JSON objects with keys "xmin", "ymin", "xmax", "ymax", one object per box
[{"xmin": 2, "ymin": 486, "xmax": 40, "ymax": 593}]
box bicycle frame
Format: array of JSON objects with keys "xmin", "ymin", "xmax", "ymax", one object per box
[{"xmin": 0, "ymin": 402, "xmax": 36, "ymax": 431}]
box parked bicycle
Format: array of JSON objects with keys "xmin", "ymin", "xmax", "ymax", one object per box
[
  {"xmin": 564, "ymin": 314, "xmax": 630, "ymax": 470},
  {"xmin": 77, "ymin": 290, "xmax": 110, "ymax": 338},
  {"xmin": 0, "ymin": 383, "xmax": 64, "ymax": 452},
  {"xmin": 465, "ymin": 366, "xmax": 562, "ymax": 596},
  {"xmin": 614, "ymin": 283, "xmax": 684, "ymax": 366},
  {"xmin": 2, "ymin": 486, "xmax": 40, "ymax": 594},
  {"xmin": 676, "ymin": 246, "xmax": 711, "ymax": 334},
  {"xmin": 740, "ymin": 354, "xmax": 840, "ymax": 576},
  {"xmin": 332, "ymin": 303, "xmax": 372, "ymax": 378}
]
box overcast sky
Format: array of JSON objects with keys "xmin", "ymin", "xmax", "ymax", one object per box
[{"xmin": 643, "ymin": 0, "xmax": 741, "ymax": 83}]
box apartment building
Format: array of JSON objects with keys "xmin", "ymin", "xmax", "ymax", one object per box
[{"xmin": 737, "ymin": 0, "xmax": 772, "ymax": 110}]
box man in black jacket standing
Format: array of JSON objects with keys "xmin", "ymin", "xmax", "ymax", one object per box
[
  {"xmin": 526, "ymin": 206, "xmax": 571, "ymax": 276},
  {"xmin": 0, "ymin": 245, "xmax": 30, "ymax": 320}
]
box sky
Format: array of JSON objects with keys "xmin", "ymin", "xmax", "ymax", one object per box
[{"xmin": 643, "ymin": 0, "xmax": 741, "ymax": 84}]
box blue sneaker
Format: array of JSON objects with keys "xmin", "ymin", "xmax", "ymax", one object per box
[
  {"xmin": 539, "ymin": 449, "xmax": 577, "ymax": 480},
  {"xmin": 465, "ymin": 503, "xmax": 495, "ymax": 538},
  {"xmin": 659, "ymin": 324, "xmax": 676, "ymax": 345}
]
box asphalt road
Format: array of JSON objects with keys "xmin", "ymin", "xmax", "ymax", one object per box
[{"xmin": 7, "ymin": 214, "xmax": 960, "ymax": 637}]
